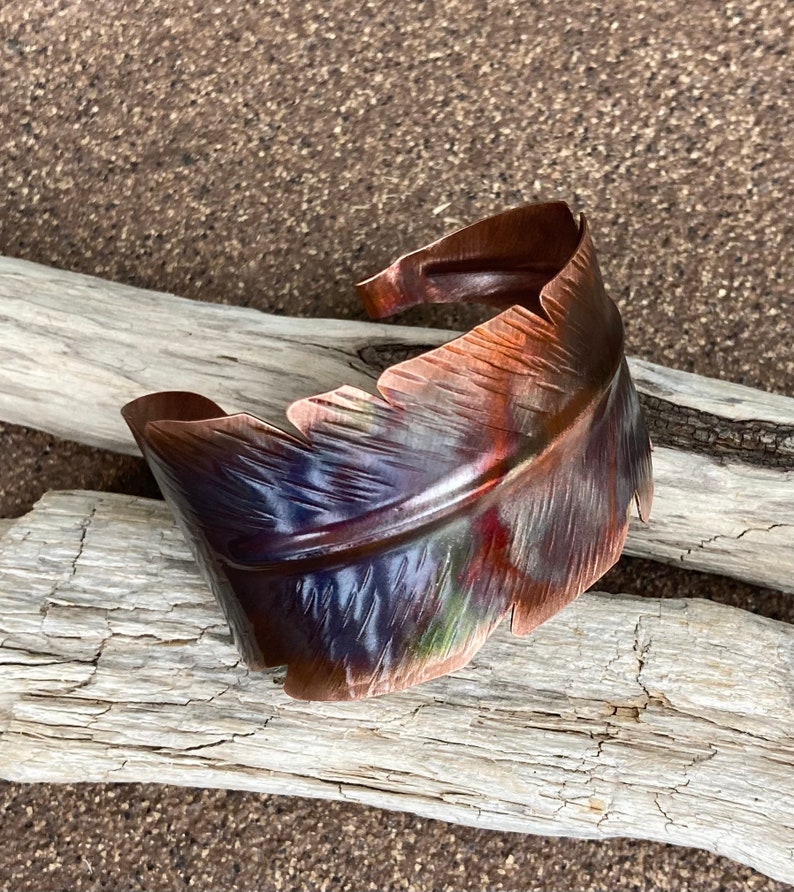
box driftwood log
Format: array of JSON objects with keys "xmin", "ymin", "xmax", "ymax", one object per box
[
  {"xmin": 1, "ymin": 257, "xmax": 793, "ymax": 880},
  {"xmin": 2, "ymin": 491, "xmax": 794, "ymax": 881},
  {"xmin": 1, "ymin": 256, "xmax": 792, "ymax": 592}
]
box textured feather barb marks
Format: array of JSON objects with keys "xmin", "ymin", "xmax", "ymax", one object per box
[{"xmin": 122, "ymin": 202, "xmax": 653, "ymax": 701}]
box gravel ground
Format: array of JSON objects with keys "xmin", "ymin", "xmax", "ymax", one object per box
[{"xmin": 0, "ymin": 1, "xmax": 792, "ymax": 889}]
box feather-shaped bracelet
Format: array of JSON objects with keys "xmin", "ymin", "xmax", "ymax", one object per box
[{"xmin": 122, "ymin": 202, "xmax": 653, "ymax": 700}]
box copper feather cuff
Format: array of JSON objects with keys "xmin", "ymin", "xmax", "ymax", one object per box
[{"xmin": 122, "ymin": 202, "xmax": 653, "ymax": 701}]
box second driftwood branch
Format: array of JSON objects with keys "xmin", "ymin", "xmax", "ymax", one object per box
[{"xmin": 1, "ymin": 491, "xmax": 793, "ymax": 882}]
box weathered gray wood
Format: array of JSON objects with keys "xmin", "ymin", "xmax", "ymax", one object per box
[
  {"xmin": 2, "ymin": 255, "xmax": 794, "ymax": 458},
  {"xmin": 626, "ymin": 450, "xmax": 793, "ymax": 591},
  {"xmin": 1, "ymin": 490, "xmax": 793, "ymax": 882},
  {"xmin": 1, "ymin": 255, "xmax": 793, "ymax": 591},
  {"xmin": 0, "ymin": 255, "xmax": 444, "ymax": 455}
]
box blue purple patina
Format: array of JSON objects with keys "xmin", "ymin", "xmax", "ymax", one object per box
[{"xmin": 122, "ymin": 202, "xmax": 653, "ymax": 700}]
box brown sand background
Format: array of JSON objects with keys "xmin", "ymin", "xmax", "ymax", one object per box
[{"xmin": 1, "ymin": 1, "xmax": 793, "ymax": 889}]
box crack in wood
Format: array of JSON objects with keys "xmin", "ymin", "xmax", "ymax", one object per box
[
  {"xmin": 357, "ymin": 343, "xmax": 441, "ymax": 372},
  {"xmin": 679, "ymin": 523, "xmax": 791, "ymax": 564}
]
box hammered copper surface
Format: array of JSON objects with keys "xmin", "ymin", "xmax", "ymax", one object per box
[{"xmin": 123, "ymin": 204, "xmax": 652, "ymax": 699}]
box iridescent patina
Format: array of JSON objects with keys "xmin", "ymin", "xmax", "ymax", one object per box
[{"xmin": 122, "ymin": 202, "xmax": 653, "ymax": 700}]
